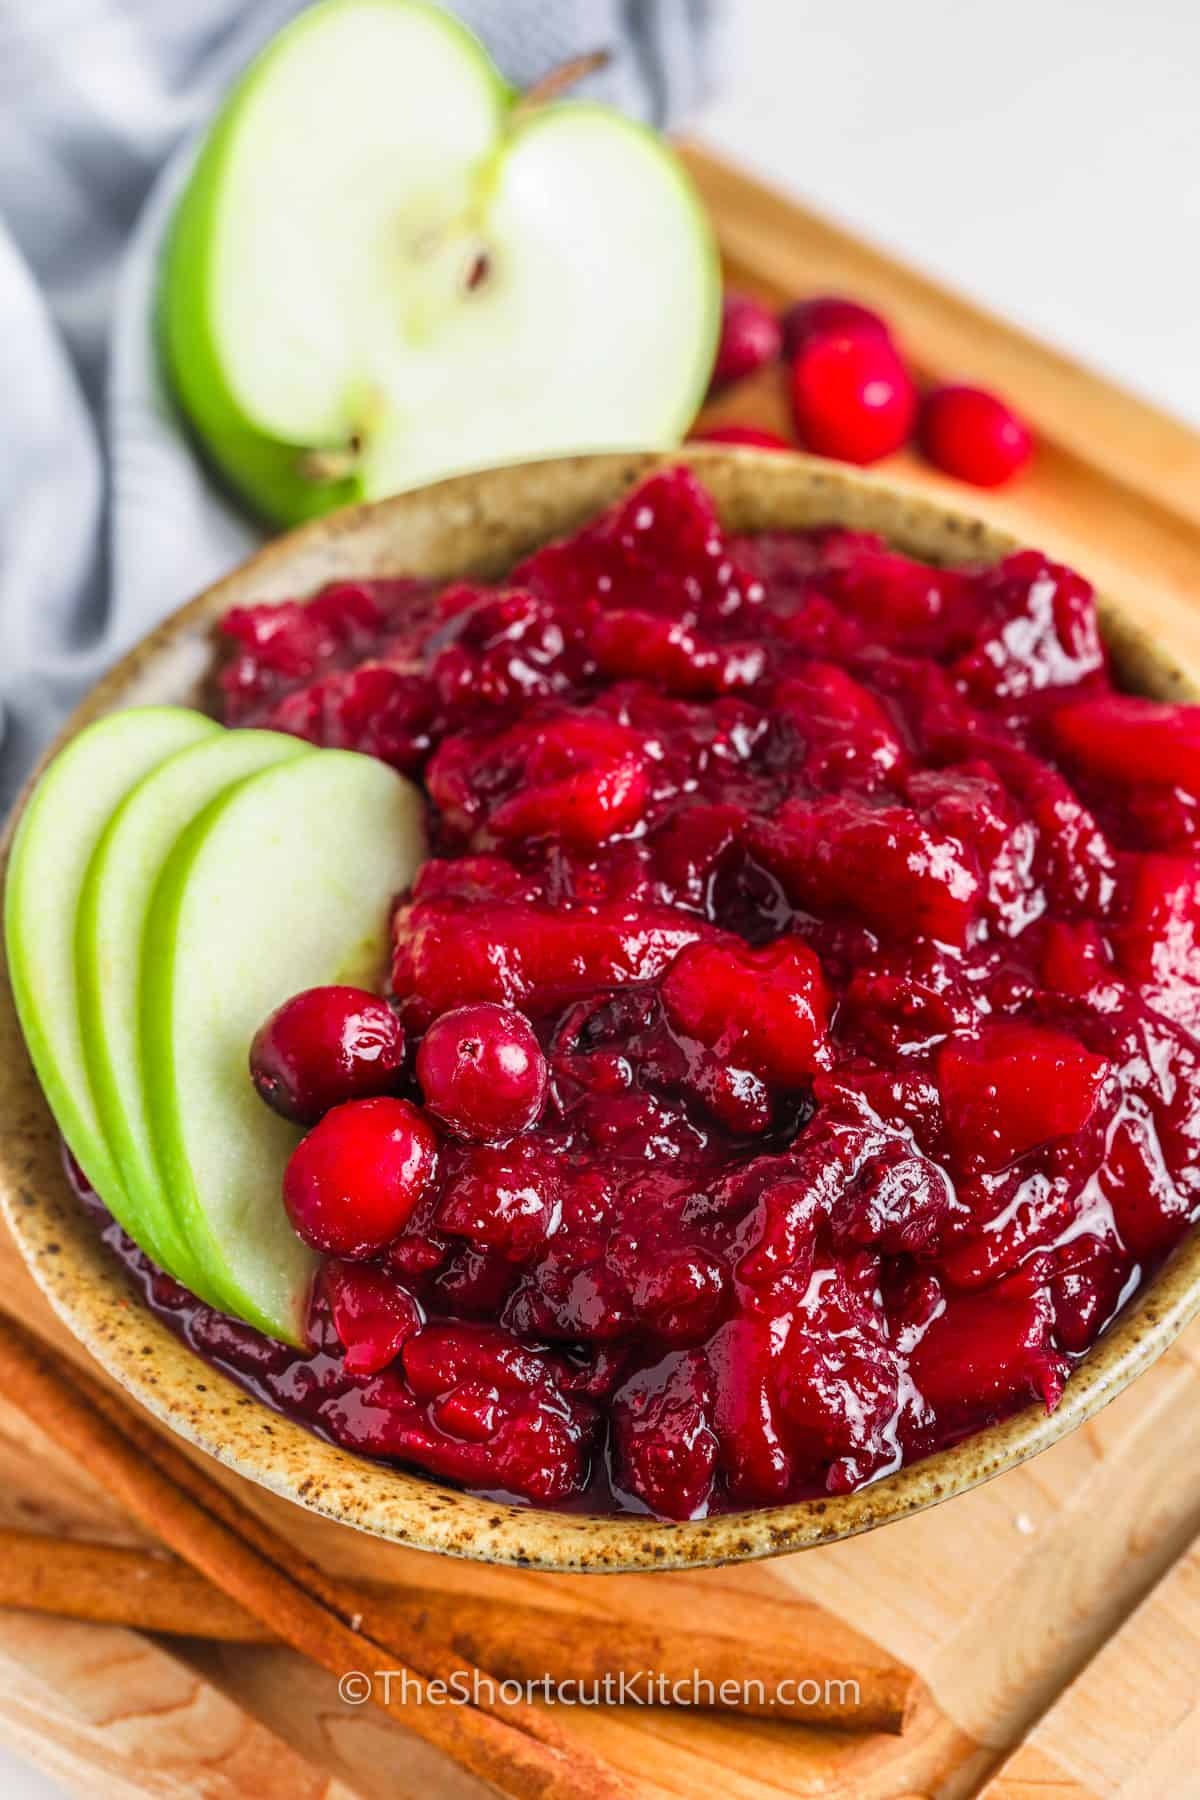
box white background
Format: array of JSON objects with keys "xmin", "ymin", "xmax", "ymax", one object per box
[
  {"xmin": 704, "ymin": 0, "xmax": 1200, "ymax": 423},
  {"xmin": 4, "ymin": 1, "xmax": 1199, "ymax": 1794}
]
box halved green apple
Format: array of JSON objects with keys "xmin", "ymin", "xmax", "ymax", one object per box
[
  {"xmin": 76, "ymin": 727, "xmax": 311, "ymax": 1301},
  {"xmin": 4, "ymin": 707, "xmax": 218, "ymax": 1220},
  {"xmin": 163, "ymin": 0, "xmax": 720, "ymax": 524},
  {"xmin": 141, "ymin": 748, "xmax": 426, "ymax": 1342}
]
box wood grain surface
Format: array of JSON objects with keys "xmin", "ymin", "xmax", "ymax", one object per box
[{"xmin": 3, "ymin": 146, "xmax": 1200, "ymax": 1797}]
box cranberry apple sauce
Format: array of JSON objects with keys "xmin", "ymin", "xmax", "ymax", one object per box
[{"xmin": 108, "ymin": 468, "xmax": 1200, "ymax": 1518}]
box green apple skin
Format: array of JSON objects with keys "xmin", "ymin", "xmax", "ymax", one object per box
[
  {"xmin": 162, "ymin": 0, "xmax": 719, "ymax": 526},
  {"xmin": 76, "ymin": 728, "xmax": 311, "ymax": 1303},
  {"xmin": 162, "ymin": 0, "xmax": 508, "ymax": 524},
  {"xmin": 4, "ymin": 707, "xmax": 218, "ymax": 1233},
  {"xmin": 140, "ymin": 748, "xmax": 427, "ymax": 1344}
]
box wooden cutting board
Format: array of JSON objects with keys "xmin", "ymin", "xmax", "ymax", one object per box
[{"xmin": 4, "ymin": 145, "xmax": 1200, "ymax": 1800}]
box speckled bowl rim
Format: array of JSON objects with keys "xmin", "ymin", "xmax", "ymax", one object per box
[{"xmin": 2, "ymin": 447, "xmax": 1198, "ymax": 1573}]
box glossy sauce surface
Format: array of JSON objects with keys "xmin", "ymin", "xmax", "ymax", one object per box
[{"xmin": 110, "ymin": 470, "xmax": 1200, "ymax": 1517}]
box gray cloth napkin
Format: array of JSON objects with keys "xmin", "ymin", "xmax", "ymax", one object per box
[{"xmin": 0, "ymin": 0, "xmax": 720, "ymax": 809}]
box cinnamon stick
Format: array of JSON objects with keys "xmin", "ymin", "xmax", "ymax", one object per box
[
  {"xmin": 0, "ymin": 1314, "xmax": 628, "ymax": 1800},
  {"xmin": 81, "ymin": 1369, "xmax": 920, "ymax": 1739},
  {"xmin": 0, "ymin": 1527, "xmax": 916, "ymax": 1731}
]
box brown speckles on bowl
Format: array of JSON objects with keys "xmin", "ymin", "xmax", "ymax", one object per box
[{"xmin": 2, "ymin": 449, "xmax": 1200, "ymax": 1572}]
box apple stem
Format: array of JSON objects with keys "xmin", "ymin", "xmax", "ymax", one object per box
[{"xmin": 512, "ymin": 48, "xmax": 610, "ymax": 119}]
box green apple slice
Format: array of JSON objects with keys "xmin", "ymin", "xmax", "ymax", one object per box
[
  {"xmin": 141, "ymin": 748, "xmax": 427, "ymax": 1343},
  {"xmin": 163, "ymin": 0, "xmax": 719, "ymax": 524},
  {"xmin": 76, "ymin": 727, "xmax": 311, "ymax": 1299},
  {"xmin": 4, "ymin": 707, "xmax": 218, "ymax": 1218}
]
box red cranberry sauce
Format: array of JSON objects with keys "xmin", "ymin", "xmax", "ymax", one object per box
[{"xmin": 160, "ymin": 465, "xmax": 1200, "ymax": 1519}]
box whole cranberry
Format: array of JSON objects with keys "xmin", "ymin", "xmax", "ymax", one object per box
[
  {"xmin": 416, "ymin": 1003, "xmax": 548, "ymax": 1142},
  {"xmin": 780, "ymin": 295, "xmax": 891, "ymax": 358},
  {"xmin": 283, "ymin": 1097, "xmax": 438, "ymax": 1258},
  {"xmin": 250, "ymin": 985, "xmax": 405, "ymax": 1125},
  {"xmin": 790, "ymin": 332, "xmax": 917, "ymax": 464},
  {"xmin": 709, "ymin": 292, "xmax": 782, "ymax": 391},
  {"xmin": 690, "ymin": 425, "xmax": 791, "ymax": 450},
  {"xmin": 918, "ymin": 385, "xmax": 1033, "ymax": 487}
]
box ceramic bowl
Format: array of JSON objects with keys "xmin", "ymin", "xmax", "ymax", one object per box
[{"xmin": 3, "ymin": 447, "xmax": 1199, "ymax": 1572}]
